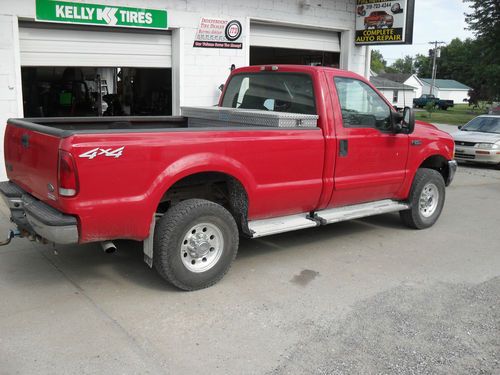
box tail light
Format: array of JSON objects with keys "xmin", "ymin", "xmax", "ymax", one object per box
[{"xmin": 58, "ymin": 150, "xmax": 79, "ymax": 197}]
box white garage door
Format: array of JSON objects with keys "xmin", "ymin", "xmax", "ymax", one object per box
[
  {"xmin": 250, "ymin": 22, "xmax": 340, "ymax": 52},
  {"xmin": 19, "ymin": 24, "xmax": 172, "ymax": 68}
]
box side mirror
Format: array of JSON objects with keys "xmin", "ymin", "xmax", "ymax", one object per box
[
  {"xmin": 402, "ymin": 106, "xmax": 415, "ymax": 134},
  {"xmin": 458, "ymin": 125, "xmax": 462, "ymax": 130}
]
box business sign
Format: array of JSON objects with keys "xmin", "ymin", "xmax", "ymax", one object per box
[
  {"xmin": 35, "ymin": 0, "xmax": 168, "ymax": 30},
  {"xmin": 355, "ymin": 0, "xmax": 414, "ymax": 45},
  {"xmin": 193, "ymin": 18, "xmax": 243, "ymax": 49}
]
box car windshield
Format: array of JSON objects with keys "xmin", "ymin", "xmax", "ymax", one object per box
[{"xmin": 462, "ymin": 117, "xmax": 500, "ymax": 134}]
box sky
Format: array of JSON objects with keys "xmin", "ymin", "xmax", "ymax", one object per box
[{"xmin": 376, "ymin": 0, "xmax": 475, "ymax": 63}]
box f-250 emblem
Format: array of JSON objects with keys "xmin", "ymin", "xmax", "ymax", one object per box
[{"xmin": 79, "ymin": 147, "xmax": 125, "ymax": 159}]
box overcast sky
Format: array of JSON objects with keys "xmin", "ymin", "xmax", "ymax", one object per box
[{"xmin": 376, "ymin": 0, "xmax": 475, "ymax": 62}]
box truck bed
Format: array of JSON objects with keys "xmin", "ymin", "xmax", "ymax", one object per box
[{"xmin": 8, "ymin": 116, "xmax": 189, "ymax": 137}]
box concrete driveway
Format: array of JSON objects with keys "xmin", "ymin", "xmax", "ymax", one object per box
[{"xmin": 1, "ymin": 165, "xmax": 499, "ymax": 374}]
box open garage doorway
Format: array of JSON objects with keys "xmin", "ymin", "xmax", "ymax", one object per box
[
  {"xmin": 250, "ymin": 46, "xmax": 340, "ymax": 67},
  {"xmin": 22, "ymin": 67, "xmax": 172, "ymax": 117}
]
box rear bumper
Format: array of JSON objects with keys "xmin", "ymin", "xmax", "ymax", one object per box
[{"xmin": 0, "ymin": 181, "xmax": 79, "ymax": 244}]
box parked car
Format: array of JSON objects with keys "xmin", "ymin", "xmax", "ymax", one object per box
[
  {"xmin": 364, "ymin": 11, "xmax": 394, "ymax": 29},
  {"xmin": 0, "ymin": 65, "xmax": 457, "ymax": 290},
  {"xmin": 413, "ymin": 95, "xmax": 454, "ymax": 110},
  {"xmin": 452, "ymin": 115, "xmax": 500, "ymax": 167}
]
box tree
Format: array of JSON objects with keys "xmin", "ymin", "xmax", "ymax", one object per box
[
  {"xmin": 413, "ymin": 54, "xmax": 432, "ymax": 77},
  {"xmin": 370, "ymin": 50, "xmax": 387, "ymax": 74},
  {"xmin": 464, "ymin": 0, "xmax": 500, "ymax": 46},
  {"xmin": 386, "ymin": 55, "xmax": 414, "ymax": 74},
  {"xmin": 463, "ymin": 0, "xmax": 500, "ymax": 99}
]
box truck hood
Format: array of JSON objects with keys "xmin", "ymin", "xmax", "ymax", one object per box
[
  {"xmin": 451, "ymin": 130, "xmax": 500, "ymax": 143},
  {"xmin": 415, "ymin": 120, "xmax": 439, "ymax": 131}
]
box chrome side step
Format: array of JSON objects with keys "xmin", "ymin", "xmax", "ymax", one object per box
[
  {"xmin": 314, "ymin": 199, "xmax": 409, "ymax": 224},
  {"xmin": 248, "ymin": 200, "xmax": 409, "ymax": 238},
  {"xmin": 248, "ymin": 213, "xmax": 318, "ymax": 238}
]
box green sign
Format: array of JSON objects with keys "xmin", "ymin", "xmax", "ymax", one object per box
[{"xmin": 36, "ymin": 0, "xmax": 168, "ymax": 29}]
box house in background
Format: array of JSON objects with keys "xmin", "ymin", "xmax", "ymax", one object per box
[
  {"xmin": 419, "ymin": 79, "xmax": 471, "ymax": 103},
  {"xmin": 370, "ymin": 76, "xmax": 417, "ymax": 110},
  {"xmin": 377, "ymin": 73, "xmax": 424, "ymax": 97}
]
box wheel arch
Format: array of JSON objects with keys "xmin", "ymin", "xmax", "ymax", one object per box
[{"xmin": 149, "ymin": 154, "xmax": 255, "ymax": 236}]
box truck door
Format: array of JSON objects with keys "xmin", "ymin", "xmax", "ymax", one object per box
[{"xmin": 326, "ymin": 74, "xmax": 409, "ymax": 207}]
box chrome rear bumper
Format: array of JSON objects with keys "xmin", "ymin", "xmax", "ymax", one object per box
[{"xmin": 0, "ymin": 181, "xmax": 79, "ymax": 245}]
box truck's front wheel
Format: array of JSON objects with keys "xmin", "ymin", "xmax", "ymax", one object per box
[
  {"xmin": 154, "ymin": 199, "xmax": 239, "ymax": 290},
  {"xmin": 400, "ymin": 168, "xmax": 446, "ymax": 229}
]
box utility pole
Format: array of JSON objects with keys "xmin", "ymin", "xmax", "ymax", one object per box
[{"xmin": 428, "ymin": 41, "xmax": 446, "ymax": 96}]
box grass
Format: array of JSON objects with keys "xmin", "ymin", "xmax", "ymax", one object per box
[{"xmin": 415, "ymin": 103, "xmax": 488, "ymax": 126}]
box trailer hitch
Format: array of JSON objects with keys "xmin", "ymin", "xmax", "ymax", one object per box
[{"xmin": 0, "ymin": 229, "xmax": 21, "ymax": 246}]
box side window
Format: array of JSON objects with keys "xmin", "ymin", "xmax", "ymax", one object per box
[{"xmin": 334, "ymin": 77, "xmax": 391, "ymax": 130}]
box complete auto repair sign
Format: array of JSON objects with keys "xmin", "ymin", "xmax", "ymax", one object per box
[
  {"xmin": 355, "ymin": 0, "xmax": 414, "ymax": 45},
  {"xmin": 193, "ymin": 18, "xmax": 243, "ymax": 49}
]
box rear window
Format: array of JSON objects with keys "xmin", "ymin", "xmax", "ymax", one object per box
[{"xmin": 220, "ymin": 72, "xmax": 316, "ymax": 115}]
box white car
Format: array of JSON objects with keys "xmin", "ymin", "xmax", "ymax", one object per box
[{"xmin": 452, "ymin": 115, "xmax": 500, "ymax": 168}]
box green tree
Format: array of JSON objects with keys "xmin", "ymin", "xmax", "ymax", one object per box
[
  {"xmin": 386, "ymin": 55, "xmax": 414, "ymax": 74},
  {"xmin": 413, "ymin": 54, "xmax": 431, "ymax": 77},
  {"xmin": 463, "ymin": 0, "xmax": 500, "ymax": 99},
  {"xmin": 370, "ymin": 49, "xmax": 387, "ymax": 73}
]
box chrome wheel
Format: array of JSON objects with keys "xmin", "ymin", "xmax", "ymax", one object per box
[
  {"xmin": 180, "ymin": 222, "xmax": 224, "ymax": 273},
  {"xmin": 419, "ymin": 183, "xmax": 439, "ymax": 218}
]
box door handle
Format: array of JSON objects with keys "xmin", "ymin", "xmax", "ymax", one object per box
[{"xmin": 339, "ymin": 139, "xmax": 348, "ymax": 157}]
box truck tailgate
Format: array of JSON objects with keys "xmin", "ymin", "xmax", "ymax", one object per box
[{"xmin": 4, "ymin": 123, "xmax": 61, "ymax": 204}]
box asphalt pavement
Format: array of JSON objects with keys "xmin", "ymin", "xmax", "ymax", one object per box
[{"xmin": 0, "ymin": 127, "xmax": 499, "ymax": 374}]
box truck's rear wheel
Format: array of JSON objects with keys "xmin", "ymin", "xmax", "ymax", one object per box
[
  {"xmin": 400, "ymin": 168, "xmax": 445, "ymax": 229},
  {"xmin": 154, "ymin": 199, "xmax": 239, "ymax": 290}
]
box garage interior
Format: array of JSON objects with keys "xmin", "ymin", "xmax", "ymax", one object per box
[
  {"xmin": 22, "ymin": 67, "xmax": 172, "ymax": 117},
  {"xmin": 250, "ymin": 47, "xmax": 339, "ymax": 66},
  {"xmin": 19, "ymin": 23, "xmax": 172, "ymax": 118}
]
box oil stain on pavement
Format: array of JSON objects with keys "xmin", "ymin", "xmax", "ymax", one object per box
[{"xmin": 291, "ymin": 269, "xmax": 320, "ymax": 286}]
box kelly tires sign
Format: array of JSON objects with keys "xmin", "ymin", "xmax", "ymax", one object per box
[
  {"xmin": 35, "ymin": 0, "xmax": 168, "ymax": 29},
  {"xmin": 355, "ymin": 0, "xmax": 414, "ymax": 45},
  {"xmin": 193, "ymin": 18, "xmax": 243, "ymax": 49}
]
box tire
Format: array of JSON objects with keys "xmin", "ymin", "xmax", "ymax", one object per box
[
  {"xmin": 400, "ymin": 168, "xmax": 446, "ymax": 229},
  {"xmin": 154, "ymin": 199, "xmax": 239, "ymax": 291}
]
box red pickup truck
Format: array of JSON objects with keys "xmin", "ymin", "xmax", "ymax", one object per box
[{"xmin": 1, "ymin": 65, "xmax": 457, "ymax": 290}]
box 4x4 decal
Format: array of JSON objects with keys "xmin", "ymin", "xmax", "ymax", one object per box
[{"xmin": 79, "ymin": 147, "xmax": 125, "ymax": 159}]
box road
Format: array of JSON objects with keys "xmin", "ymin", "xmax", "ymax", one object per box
[{"xmin": 0, "ymin": 132, "xmax": 498, "ymax": 374}]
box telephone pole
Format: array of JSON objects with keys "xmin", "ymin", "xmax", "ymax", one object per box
[{"xmin": 429, "ymin": 41, "xmax": 446, "ymax": 96}]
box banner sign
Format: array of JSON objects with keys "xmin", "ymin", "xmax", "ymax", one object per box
[
  {"xmin": 355, "ymin": 0, "xmax": 414, "ymax": 45},
  {"xmin": 193, "ymin": 18, "xmax": 243, "ymax": 49},
  {"xmin": 35, "ymin": 0, "xmax": 168, "ymax": 30}
]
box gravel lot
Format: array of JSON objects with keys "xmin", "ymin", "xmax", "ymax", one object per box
[{"xmin": 0, "ymin": 137, "xmax": 499, "ymax": 374}]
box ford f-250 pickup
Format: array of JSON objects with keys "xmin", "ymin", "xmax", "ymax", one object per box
[{"xmin": 0, "ymin": 65, "xmax": 457, "ymax": 290}]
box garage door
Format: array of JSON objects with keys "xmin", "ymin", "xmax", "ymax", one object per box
[
  {"xmin": 19, "ymin": 24, "xmax": 171, "ymax": 68},
  {"xmin": 250, "ymin": 22, "xmax": 340, "ymax": 52}
]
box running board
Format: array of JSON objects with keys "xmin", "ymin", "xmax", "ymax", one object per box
[
  {"xmin": 248, "ymin": 213, "xmax": 318, "ymax": 238},
  {"xmin": 248, "ymin": 200, "xmax": 409, "ymax": 238},
  {"xmin": 314, "ymin": 199, "xmax": 409, "ymax": 224}
]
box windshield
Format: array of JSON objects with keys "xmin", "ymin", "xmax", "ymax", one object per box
[
  {"xmin": 220, "ymin": 72, "xmax": 316, "ymax": 115},
  {"xmin": 462, "ymin": 117, "xmax": 500, "ymax": 134}
]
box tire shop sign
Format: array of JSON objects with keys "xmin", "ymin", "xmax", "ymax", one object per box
[
  {"xmin": 355, "ymin": 0, "xmax": 415, "ymax": 45},
  {"xmin": 35, "ymin": 0, "xmax": 168, "ymax": 29},
  {"xmin": 193, "ymin": 18, "xmax": 243, "ymax": 49}
]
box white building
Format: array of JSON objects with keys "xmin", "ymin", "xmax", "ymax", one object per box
[
  {"xmin": 369, "ymin": 76, "xmax": 416, "ymax": 110},
  {"xmin": 0, "ymin": 0, "xmax": 372, "ymax": 180},
  {"xmin": 419, "ymin": 78, "xmax": 471, "ymax": 104}
]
